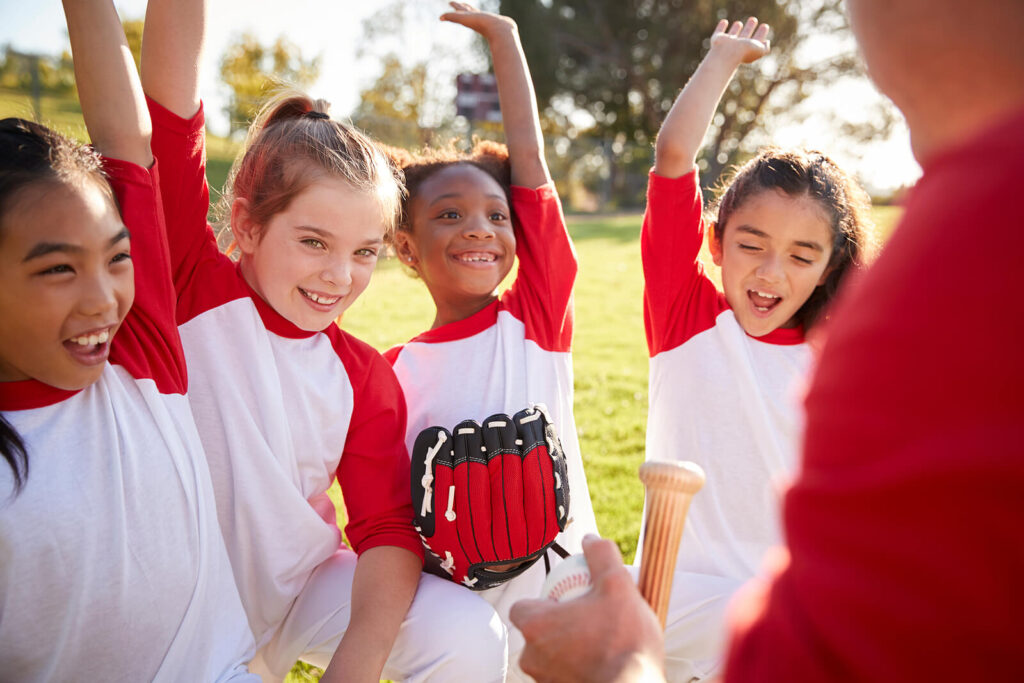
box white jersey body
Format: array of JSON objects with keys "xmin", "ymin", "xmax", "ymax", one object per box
[
  {"xmin": 640, "ymin": 169, "xmax": 811, "ymax": 581},
  {"xmin": 387, "ymin": 184, "xmax": 599, "ymax": 670},
  {"xmin": 148, "ymin": 97, "xmax": 425, "ymax": 652},
  {"xmin": 0, "ymin": 158, "xmax": 255, "ymax": 681}
]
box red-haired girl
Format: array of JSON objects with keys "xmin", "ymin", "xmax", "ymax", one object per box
[
  {"xmin": 640, "ymin": 17, "xmax": 872, "ymax": 585},
  {"xmin": 140, "ymin": 1, "xmax": 506, "ymax": 680},
  {"xmin": 0, "ymin": 0, "xmax": 255, "ymax": 678}
]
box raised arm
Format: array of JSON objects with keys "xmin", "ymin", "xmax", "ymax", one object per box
[
  {"xmin": 62, "ymin": 0, "xmax": 151, "ymax": 166},
  {"xmin": 141, "ymin": 0, "xmax": 206, "ymax": 118},
  {"xmin": 654, "ymin": 17, "xmax": 769, "ymax": 178},
  {"xmin": 442, "ymin": 2, "xmax": 551, "ymax": 188}
]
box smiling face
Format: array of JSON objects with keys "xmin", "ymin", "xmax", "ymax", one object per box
[
  {"xmin": 395, "ymin": 163, "xmax": 515, "ymax": 325},
  {"xmin": 0, "ymin": 179, "xmax": 134, "ymax": 389},
  {"xmin": 236, "ymin": 175, "xmax": 386, "ymax": 332},
  {"xmin": 711, "ymin": 188, "xmax": 834, "ymax": 337}
]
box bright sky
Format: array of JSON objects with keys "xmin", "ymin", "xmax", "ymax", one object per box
[
  {"xmin": 0, "ymin": 0, "xmax": 469, "ymax": 130},
  {"xmin": 0, "ymin": 0, "xmax": 920, "ymax": 194}
]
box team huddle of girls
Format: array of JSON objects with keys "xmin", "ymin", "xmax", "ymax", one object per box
[{"xmin": 0, "ymin": 2, "xmax": 871, "ymax": 681}]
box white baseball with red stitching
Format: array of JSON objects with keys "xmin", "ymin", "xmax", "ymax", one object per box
[{"xmin": 540, "ymin": 554, "xmax": 592, "ymax": 602}]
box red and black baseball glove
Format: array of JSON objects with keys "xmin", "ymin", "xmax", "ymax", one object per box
[{"xmin": 411, "ymin": 404, "xmax": 571, "ymax": 590}]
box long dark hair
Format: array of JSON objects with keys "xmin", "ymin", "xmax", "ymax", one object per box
[
  {"xmin": 711, "ymin": 147, "xmax": 875, "ymax": 329},
  {"xmin": 0, "ymin": 118, "xmax": 111, "ymax": 492}
]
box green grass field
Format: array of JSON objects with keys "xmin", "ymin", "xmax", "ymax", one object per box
[{"xmin": 1, "ymin": 88, "xmax": 902, "ymax": 681}]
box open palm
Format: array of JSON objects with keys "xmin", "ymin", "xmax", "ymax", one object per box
[
  {"xmin": 440, "ymin": 1, "xmax": 516, "ymax": 39},
  {"xmin": 710, "ymin": 17, "xmax": 771, "ymax": 64}
]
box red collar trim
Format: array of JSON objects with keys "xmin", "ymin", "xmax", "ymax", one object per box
[
  {"xmin": 408, "ymin": 299, "xmax": 501, "ymax": 344},
  {"xmin": 0, "ymin": 379, "xmax": 81, "ymax": 411},
  {"xmin": 748, "ymin": 324, "xmax": 805, "ymax": 346},
  {"xmin": 236, "ymin": 262, "xmax": 320, "ymax": 339}
]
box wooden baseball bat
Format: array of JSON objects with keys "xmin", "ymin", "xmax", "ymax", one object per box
[{"xmin": 637, "ymin": 460, "xmax": 706, "ymax": 629}]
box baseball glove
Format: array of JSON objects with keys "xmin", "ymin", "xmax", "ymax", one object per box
[{"xmin": 411, "ymin": 404, "xmax": 571, "ymax": 590}]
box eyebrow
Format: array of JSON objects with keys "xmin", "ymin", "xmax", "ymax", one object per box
[
  {"xmin": 735, "ymin": 225, "xmax": 825, "ymax": 252},
  {"xmin": 23, "ymin": 226, "xmax": 130, "ymax": 262},
  {"xmin": 295, "ymin": 225, "xmax": 332, "ymax": 238},
  {"xmin": 295, "ymin": 225, "xmax": 385, "ymax": 246},
  {"xmin": 429, "ymin": 192, "xmax": 508, "ymax": 204}
]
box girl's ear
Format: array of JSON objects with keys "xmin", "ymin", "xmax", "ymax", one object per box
[
  {"xmin": 709, "ymin": 222, "xmax": 724, "ymax": 266},
  {"xmin": 231, "ymin": 198, "xmax": 260, "ymax": 254},
  {"xmin": 393, "ymin": 229, "xmax": 418, "ymax": 267}
]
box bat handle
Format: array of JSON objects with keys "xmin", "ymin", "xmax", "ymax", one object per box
[{"xmin": 637, "ymin": 460, "xmax": 706, "ymax": 630}]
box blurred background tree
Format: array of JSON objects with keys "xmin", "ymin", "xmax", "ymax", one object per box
[
  {"xmin": 219, "ymin": 33, "xmax": 320, "ymax": 135},
  {"xmin": 496, "ymin": 0, "xmax": 896, "ymax": 205},
  {"xmin": 351, "ymin": 56, "xmax": 434, "ymax": 150},
  {"xmin": 0, "ymin": 0, "xmax": 904, "ymax": 210}
]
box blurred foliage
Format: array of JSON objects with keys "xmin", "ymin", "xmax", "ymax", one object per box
[
  {"xmin": 0, "ymin": 47, "xmax": 75, "ymax": 99},
  {"xmin": 122, "ymin": 18, "xmax": 144, "ymax": 74},
  {"xmin": 496, "ymin": 0, "xmax": 896, "ymax": 203},
  {"xmin": 219, "ymin": 33, "xmax": 320, "ymax": 134},
  {"xmin": 351, "ymin": 56, "xmax": 436, "ymax": 150}
]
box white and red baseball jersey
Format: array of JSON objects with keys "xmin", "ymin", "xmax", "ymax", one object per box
[
  {"xmin": 0, "ymin": 159, "xmax": 256, "ymax": 681},
  {"xmin": 639, "ymin": 169, "xmax": 810, "ymax": 581},
  {"xmin": 148, "ymin": 99, "xmax": 423, "ymax": 648},
  {"xmin": 386, "ymin": 183, "xmax": 598, "ymax": 620}
]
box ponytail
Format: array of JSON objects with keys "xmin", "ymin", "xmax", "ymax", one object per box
[{"xmin": 216, "ymin": 88, "xmax": 405, "ymax": 245}]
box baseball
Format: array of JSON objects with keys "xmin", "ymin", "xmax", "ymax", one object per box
[{"xmin": 540, "ymin": 554, "xmax": 592, "ymax": 602}]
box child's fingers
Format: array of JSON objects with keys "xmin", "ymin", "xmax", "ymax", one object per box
[
  {"xmin": 728, "ymin": 20, "xmax": 744, "ymax": 36},
  {"xmin": 753, "ymin": 23, "xmax": 771, "ymax": 45},
  {"xmin": 713, "ymin": 19, "xmax": 729, "ymax": 36},
  {"xmin": 441, "ymin": 2, "xmax": 481, "ymax": 24},
  {"xmin": 740, "ymin": 16, "xmax": 759, "ymax": 39}
]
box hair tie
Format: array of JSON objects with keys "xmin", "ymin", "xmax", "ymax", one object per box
[{"xmin": 306, "ymin": 111, "xmax": 330, "ymax": 120}]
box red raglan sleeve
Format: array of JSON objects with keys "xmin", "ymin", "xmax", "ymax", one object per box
[
  {"xmin": 500, "ymin": 183, "xmax": 577, "ymax": 352},
  {"xmin": 336, "ymin": 343, "xmax": 424, "ymax": 562},
  {"xmin": 642, "ymin": 169, "xmax": 725, "ymax": 357},
  {"xmin": 146, "ymin": 96, "xmax": 226, "ymax": 313},
  {"xmin": 102, "ymin": 157, "xmax": 187, "ymax": 394}
]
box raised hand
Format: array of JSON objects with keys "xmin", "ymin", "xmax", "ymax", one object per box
[
  {"xmin": 441, "ymin": 0, "xmax": 550, "ymax": 187},
  {"xmin": 440, "ymin": 1, "xmax": 516, "ymax": 40},
  {"xmin": 653, "ymin": 16, "xmax": 771, "ymax": 177},
  {"xmin": 709, "ymin": 17, "xmax": 771, "ymax": 65}
]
